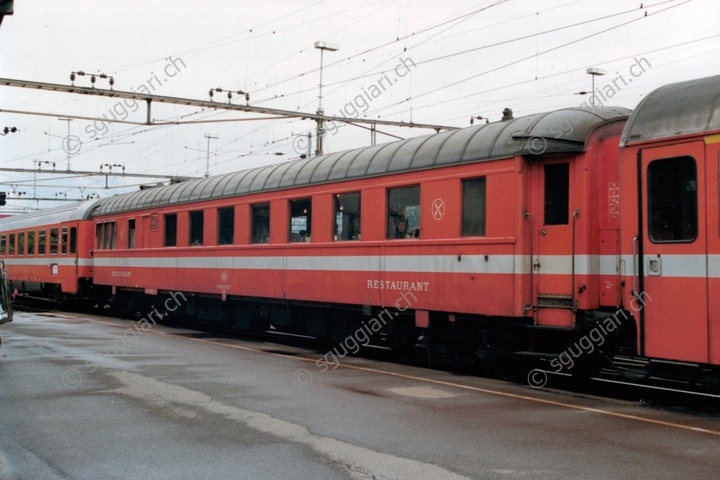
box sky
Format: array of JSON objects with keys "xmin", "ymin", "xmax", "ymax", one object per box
[{"xmin": 1, "ymin": 0, "xmax": 719, "ymax": 212}]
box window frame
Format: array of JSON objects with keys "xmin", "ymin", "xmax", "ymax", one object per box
[
  {"xmin": 387, "ymin": 185, "xmax": 421, "ymax": 240},
  {"xmin": 217, "ymin": 207, "xmax": 234, "ymax": 246},
  {"xmin": 38, "ymin": 229, "xmax": 46, "ymax": 255},
  {"xmin": 164, "ymin": 214, "xmax": 178, "ymax": 247},
  {"xmin": 289, "ymin": 198, "xmax": 312, "ymax": 243},
  {"xmin": 61, "ymin": 226, "xmax": 68, "ymax": 255},
  {"xmin": 189, "ymin": 210, "xmax": 204, "ymax": 246},
  {"xmin": 251, "ymin": 203, "xmax": 270, "ymax": 244},
  {"xmin": 648, "ymin": 155, "xmax": 698, "ymax": 243},
  {"xmin": 49, "ymin": 228, "xmax": 59, "ymax": 255},
  {"xmin": 334, "ymin": 192, "xmax": 361, "ymax": 241},
  {"xmin": 543, "ymin": 163, "xmax": 570, "ymax": 226},
  {"xmin": 462, "ymin": 177, "xmax": 487, "ymax": 237},
  {"xmin": 69, "ymin": 227, "xmax": 77, "ymax": 254},
  {"xmin": 128, "ymin": 219, "xmax": 136, "ymax": 249},
  {"xmin": 27, "ymin": 230, "xmax": 35, "ymax": 256}
]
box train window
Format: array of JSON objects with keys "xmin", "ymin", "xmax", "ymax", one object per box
[
  {"xmin": 462, "ymin": 178, "xmax": 487, "ymax": 236},
  {"xmin": 70, "ymin": 227, "xmax": 77, "ymax": 254},
  {"xmin": 102, "ymin": 223, "xmax": 116, "ymax": 250},
  {"xmin": 8, "ymin": 234, "xmax": 14, "ymax": 255},
  {"xmin": 388, "ymin": 186, "xmax": 420, "ymax": 239},
  {"xmin": 164, "ymin": 214, "xmax": 177, "ymax": 247},
  {"xmin": 544, "ymin": 163, "xmax": 569, "ymax": 225},
  {"xmin": 0, "ymin": 235, "xmax": 5, "ymax": 255},
  {"xmin": 27, "ymin": 231, "xmax": 35, "ymax": 256},
  {"xmin": 334, "ymin": 192, "xmax": 361, "ymax": 241},
  {"xmin": 289, "ymin": 198, "xmax": 312, "ymax": 242},
  {"xmin": 189, "ymin": 211, "xmax": 204, "ymax": 246},
  {"xmin": 648, "ymin": 156, "xmax": 697, "ymax": 242},
  {"xmin": 251, "ymin": 203, "xmax": 270, "ymax": 244},
  {"xmin": 96, "ymin": 224, "xmax": 104, "ymax": 250},
  {"xmin": 49, "ymin": 228, "xmax": 58, "ymax": 255},
  {"xmin": 38, "ymin": 230, "xmax": 46, "ymax": 255},
  {"xmin": 61, "ymin": 227, "xmax": 68, "ymax": 255},
  {"xmin": 17, "ymin": 232, "xmax": 24, "ymax": 256},
  {"xmin": 217, "ymin": 207, "xmax": 234, "ymax": 245},
  {"xmin": 128, "ymin": 220, "xmax": 135, "ymax": 249}
]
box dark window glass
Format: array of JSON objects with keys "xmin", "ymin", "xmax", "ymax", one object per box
[
  {"xmin": 38, "ymin": 230, "xmax": 46, "ymax": 255},
  {"xmin": 164, "ymin": 214, "xmax": 177, "ymax": 247},
  {"xmin": 388, "ymin": 186, "xmax": 420, "ymax": 239},
  {"xmin": 251, "ymin": 203, "xmax": 270, "ymax": 244},
  {"xmin": 217, "ymin": 207, "xmax": 234, "ymax": 245},
  {"xmin": 102, "ymin": 223, "xmax": 115, "ymax": 250},
  {"xmin": 289, "ymin": 198, "xmax": 312, "ymax": 242},
  {"xmin": 96, "ymin": 224, "xmax": 104, "ymax": 250},
  {"xmin": 544, "ymin": 163, "xmax": 569, "ymax": 225},
  {"xmin": 649, "ymin": 156, "xmax": 697, "ymax": 242},
  {"xmin": 69, "ymin": 227, "xmax": 77, "ymax": 254},
  {"xmin": 49, "ymin": 228, "xmax": 58, "ymax": 255},
  {"xmin": 17, "ymin": 232, "xmax": 24, "ymax": 256},
  {"xmin": 0, "ymin": 235, "xmax": 5, "ymax": 255},
  {"xmin": 128, "ymin": 220, "xmax": 135, "ymax": 249},
  {"xmin": 334, "ymin": 192, "xmax": 361, "ymax": 241},
  {"xmin": 189, "ymin": 211, "xmax": 204, "ymax": 246},
  {"xmin": 8, "ymin": 234, "xmax": 14, "ymax": 255},
  {"xmin": 463, "ymin": 178, "xmax": 487, "ymax": 236},
  {"xmin": 28, "ymin": 231, "xmax": 35, "ymax": 255},
  {"xmin": 61, "ymin": 227, "xmax": 68, "ymax": 255}
]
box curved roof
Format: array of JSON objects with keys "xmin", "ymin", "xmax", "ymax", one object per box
[
  {"xmin": 621, "ymin": 74, "xmax": 720, "ymax": 146},
  {"xmin": 0, "ymin": 199, "xmax": 101, "ymax": 230},
  {"xmin": 95, "ymin": 106, "xmax": 630, "ymax": 217}
]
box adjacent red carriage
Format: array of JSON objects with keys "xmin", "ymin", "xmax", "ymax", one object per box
[{"xmin": 0, "ymin": 200, "xmax": 98, "ymax": 301}]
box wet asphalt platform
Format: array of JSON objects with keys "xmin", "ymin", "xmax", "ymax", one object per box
[{"xmin": 0, "ymin": 310, "xmax": 719, "ymax": 480}]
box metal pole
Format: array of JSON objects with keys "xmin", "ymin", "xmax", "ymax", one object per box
[
  {"xmin": 318, "ymin": 49, "xmax": 325, "ymax": 112},
  {"xmin": 314, "ymin": 42, "xmax": 338, "ymax": 157},
  {"xmin": 204, "ymin": 134, "xmax": 218, "ymax": 178},
  {"xmin": 59, "ymin": 118, "xmax": 72, "ymax": 171}
]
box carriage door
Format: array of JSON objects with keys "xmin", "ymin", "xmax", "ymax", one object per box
[
  {"xmin": 639, "ymin": 143, "xmax": 708, "ymax": 363},
  {"xmin": 532, "ymin": 159, "xmax": 576, "ymax": 326}
]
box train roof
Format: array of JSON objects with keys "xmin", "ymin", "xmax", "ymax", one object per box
[
  {"xmin": 0, "ymin": 199, "xmax": 101, "ymax": 230},
  {"xmin": 621, "ymin": 74, "xmax": 720, "ymax": 146},
  {"xmin": 95, "ymin": 106, "xmax": 630, "ymax": 216}
]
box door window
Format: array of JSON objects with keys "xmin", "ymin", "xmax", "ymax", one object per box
[{"xmin": 648, "ymin": 156, "xmax": 697, "ymax": 243}]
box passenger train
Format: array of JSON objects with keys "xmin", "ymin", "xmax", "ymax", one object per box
[{"xmin": 2, "ymin": 74, "xmax": 720, "ymax": 387}]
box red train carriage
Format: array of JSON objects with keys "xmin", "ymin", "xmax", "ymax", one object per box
[
  {"xmin": 4, "ymin": 75, "xmax": 720, "ymax": 385},
  {"xmin": 620, "ymin": 74, "xmax": 720, "ymax": 380},
  {"xmin": 89, "ymin": 106, "xmax": 630, "ymax": 362},
  {"xmin": 0, "ymin": 200, "xmax": 99, "ymax": 301}
]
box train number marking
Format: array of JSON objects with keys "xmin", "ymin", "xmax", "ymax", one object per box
[
  {"xmin": 608, "ymin": 182, "xmax": 620, "ymax": 222},
  {"xmin": 432, "ymin": 198, "xmax": 445, "ymax": 221}
]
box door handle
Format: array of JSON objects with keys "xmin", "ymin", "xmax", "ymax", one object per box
[{"xmin": 647, "ymin": 255, "xmax": 662, "ymax": 276}]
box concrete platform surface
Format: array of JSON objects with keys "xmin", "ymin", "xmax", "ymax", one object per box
[{"xmin": 0, "ymin": 311, "xmax": 719, "ymax": 480}]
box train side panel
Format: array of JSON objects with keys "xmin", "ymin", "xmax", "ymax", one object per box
[{"xmin": 93, "ymin": 159, "xmax": 526, "ymax": 319}]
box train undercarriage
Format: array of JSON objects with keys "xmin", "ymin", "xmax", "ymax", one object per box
[{"xmin": 11, "ymin": 280, "xmax": 719, "ymax": 392}]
